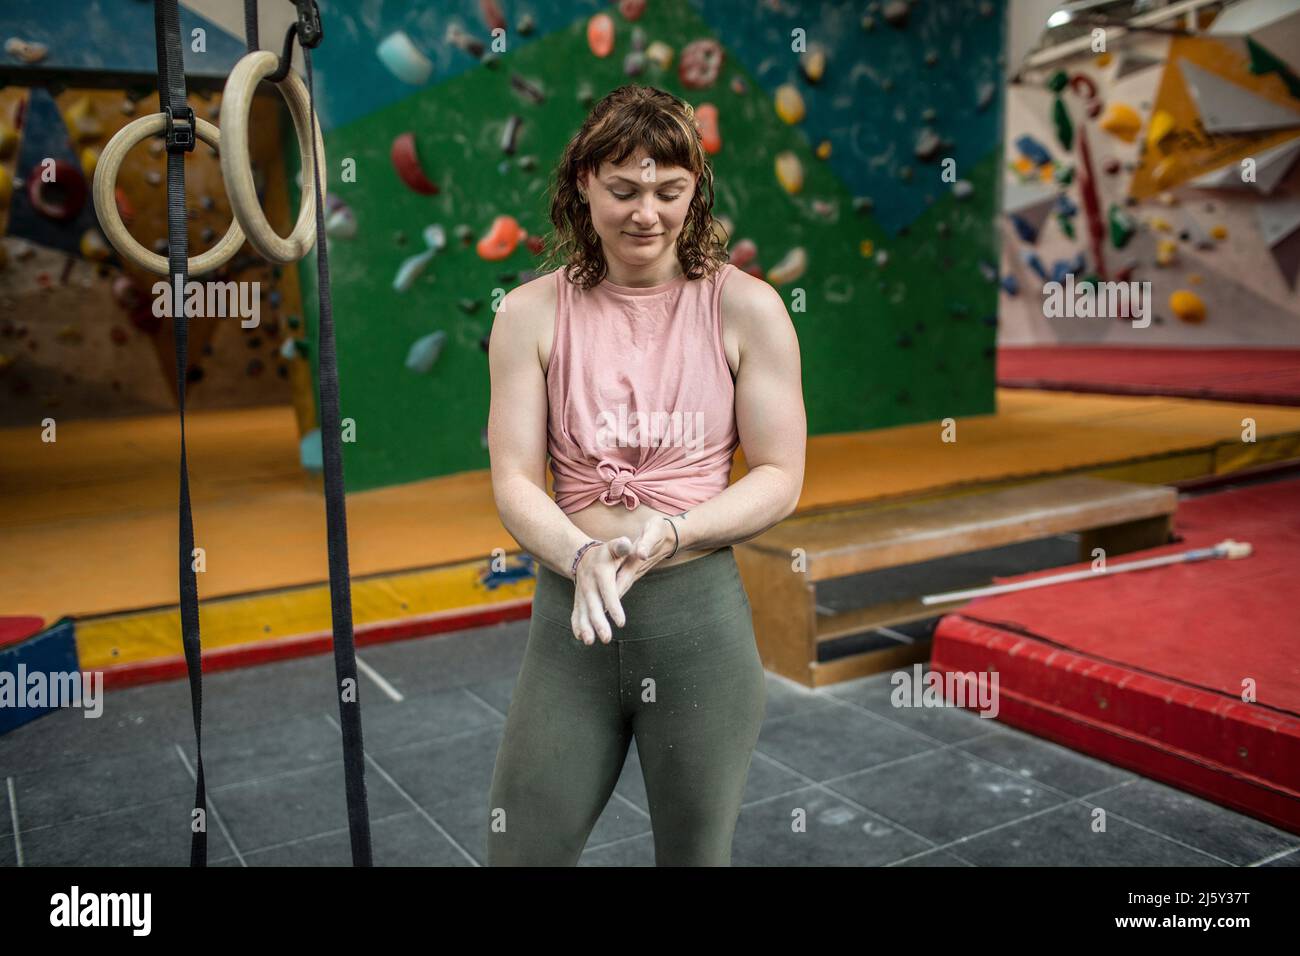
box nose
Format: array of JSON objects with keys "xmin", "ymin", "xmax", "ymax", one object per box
[{"xmin": 632, "ymin": 195, "xmax": 659, "ymax": 231}]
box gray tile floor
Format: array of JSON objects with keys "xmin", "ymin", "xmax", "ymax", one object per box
[{"xmin": 2, "ymin": 616, "xmax": 1297, "ymax": 867}]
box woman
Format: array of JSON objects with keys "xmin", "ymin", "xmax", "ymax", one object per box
[{"xmin": 484, "ymin": 85, "xmax": 806, "ymax": 866}]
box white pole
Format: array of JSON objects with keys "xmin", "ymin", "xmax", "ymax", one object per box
[{"xmin": 920, "ymin": 539, "xmax": 1252, "ymax": 606}]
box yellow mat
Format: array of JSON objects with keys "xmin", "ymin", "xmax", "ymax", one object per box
[{"xmin": 3, "ymin": 389, "xmax": 1298, "ymax": 624}]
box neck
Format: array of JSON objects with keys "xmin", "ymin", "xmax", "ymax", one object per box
[{"xmin": 603, "ymin": 258, "xmax": 684, "ymax": 288}]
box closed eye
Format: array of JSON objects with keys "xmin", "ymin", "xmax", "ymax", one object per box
[{"xmin": 611, "ymin": 191, "xmax": 681, "ymax": 201}]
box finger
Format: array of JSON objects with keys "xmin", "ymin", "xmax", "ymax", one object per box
[
  {"xmin": 615, "ymin": 561, "xmax": 646, "ymax": 599},
  {"xmin": 636, "ymin": 524, "xmax": 665, "ymax": 560},
  {"xmin": 582, "ymin": 583, "xmax": 612, "ymax": 643},
  {"xmin": 571, "ymin": 603, "xmax": 588, "ymax": 644},
  {"xmin": 596, "ymin": 569, "xmax": 625, "ymax": 629}
]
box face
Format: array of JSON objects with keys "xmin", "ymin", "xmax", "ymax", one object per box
[{"xmin": 580, "ymin": 151, "xmax": 697, "ymax": 267}]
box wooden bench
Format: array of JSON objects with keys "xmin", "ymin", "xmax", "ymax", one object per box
[{"xmin": 734, "ymin": 475, "xmax": 1178, "ymax": 688}]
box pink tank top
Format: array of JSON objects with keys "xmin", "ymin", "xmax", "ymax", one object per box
[{"xmin": 546, "ymin": 262, "xmax": 741, "ymax": 515}]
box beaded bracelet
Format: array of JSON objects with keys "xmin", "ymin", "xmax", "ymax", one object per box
[{"xmin": 570, "ymin": 539, "xmax": 601, "ymax": 577}]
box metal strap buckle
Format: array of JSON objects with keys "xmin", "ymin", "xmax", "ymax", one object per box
[
  {"xmin": 295, "ymin": 0, "xmax": 324, "ymax": 49},
  {"xmin": 163, "ymin": 104, "xmax": 197, "ymax": 153}
]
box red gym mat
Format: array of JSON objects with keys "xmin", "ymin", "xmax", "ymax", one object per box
[
  {"xmin": 932, "ymin": 478, "xmax": 1300, "ymax": 834},
  {"xmin": 998, "ymin": 347, "xmax": 1300, "ymax": 406}
]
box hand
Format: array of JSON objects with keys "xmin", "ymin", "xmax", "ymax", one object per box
[
  {"xmin": 613, "ymin": 516, "xmax": 679, "ymax": 598},
  {"xmin": 570, "ymin": 537, "xmax": 633, "ymax": 645}
]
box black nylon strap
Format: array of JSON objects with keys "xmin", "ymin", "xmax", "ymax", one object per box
[
  {"xmin": 250, "ymin": 0, "xmax": 373, "ymax": 865},
  {"xmin": 153, "ymin": 0, "xmax": 206, "ymax": 868},
  {"xmin": 302, "ymin": 36, "xmax": 374, "ymax": 872}
]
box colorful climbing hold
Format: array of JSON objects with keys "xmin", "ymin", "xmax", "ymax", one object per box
[
  {"xmin": 79, "ymin": 146, "xmax": 101, "ymax": 181},
  {"xmin": 587, "ymin": 13, "xmax": 614, "ymax": 57},
  {"xmin": 1053, "ymin": 96, "xmax": 1074, "ymax": 151},
  {"xmin": 679, "ymin": 39, "xmax": 723, "ymax": 89},
  {"xmin": 730, "ymin": 238, "xmax": 758, "ymax": 268},
  {"xmin": 1169, "ymin": 290, "xmax": 1206, "ymax": 324},
  {"xmin": 619, "ymin": 0, "xmax": 646, "ymax": 20},
  {"xmin": 325, "ymin": 201, "xmax": 357, "ymax": 239},
  {"xmin": 376, "ymin": 31, "xmax": 433, "ymax": 85},
  {"xmin": 79, "ymin": 229, "xmax": 110, "ymax": 261},
  {"xmin": 646, "ymin": 42, "xmax": 673, "ymax": 70},
  {"xmin": 882, "ymin": 1, "xmax": 909, "ymax": 28},
  {"xmin": 1108, "ymin": 204, "xmax": 1136, "ymax": 248},
  {"xmin": 801, "ymin": 46, "xmax": 826, "ymax": 84},
  {"xmin": 28, "ymin": 160, "xmax": 86, "ymax": 221},
  {"xmin": 1152, "ymin": 155, "xmax": 1181, "ymax": 188},
  {"xmin": 816, "ymin": 140, "xmax": 832, "ymax": 160},
  {"xmin": 767, "ymin": 247, "xmax": 807, "ymax": 285},
  {"xmin": 477, "ymin": 215, "xmax": 524, "ymax": 261},
  {"xmin": 1211, "ymin": 225, "xmax": 1228, "ymax": 240},
  {"xmin": 393, "ymin": 224, "xmax": 447, "ymax": 291},
  {"xmin": 1099, "ymin": 102, "xmax": 1140, "ymax": 143},
  {"xmin": 391, "ymin": 132, "xmax": 440, "ymax": 195},
  {"xmin": 1015, "ymin": 134, "xmax": 1052, "ymax": 167},
  {"xmin": 66, "ymin": 97, "xmax": 102, "ymax": 142},
  {"xmin": 1009, "ymin": 214, "xmax": 1040, "ymax": 244},
  {"xmin": 1147, "ymin": 109, "xmax": 1175, "ymax": 150},
  {"xmin": 775, "ymin": 84, "xmax": 805, "ymax": 124},
  {"xmin": 695, "ymin": 103, "xmax": 721, "ymax": 154},
  {"xmin": 406, "ymin": 330, "xmax": 448, "ymax": 373},
  {"xmin": 1156, "ymin": 238, "xmax": 1178, "ymax": 266},
  {"xmin": 774, "ymin": 151, "xmax": 803, "ymax": 194},
  {"xmin": 1022, "ymin": 250, "xmax": 1047, "ymax": 280}
]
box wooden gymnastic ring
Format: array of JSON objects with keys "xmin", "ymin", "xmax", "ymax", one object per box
[
  {"xmin": 91, "ymin": 112, "xmax": 245, "ymax": 276},
  {"xmin": 219, "ymin": 50, "xmax": 327, "ymax": 264}
]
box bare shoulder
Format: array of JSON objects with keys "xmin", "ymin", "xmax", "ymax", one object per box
[
  {"xmin": 494, "ymin": 268, "xmax": 559, "ymax": 374},
  {"xmin": 720, "ymin": 266, "xmax": 795, "ymax": 364},
  {"xmin": 721, "ymin": 266, "xmax": 789, "ymax": 323}
]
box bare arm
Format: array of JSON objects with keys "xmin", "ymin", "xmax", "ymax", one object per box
[
  {"xmin": 671, "ymin": 274, "xmax": 807, "ymax": 552},
  {"xmin": 487, "ymin": 287, "xmax": 592, "ymax": 580}
]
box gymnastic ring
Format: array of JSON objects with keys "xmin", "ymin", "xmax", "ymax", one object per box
[
  {"xmin": 91, "ymin": 112, "xmax": 245, "ymax": 276},
  {"xmin": 219, "ymin": 49, "xmax": 327, "ymax": 264}
]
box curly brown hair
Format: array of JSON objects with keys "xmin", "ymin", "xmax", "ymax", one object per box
[{"xmin": 539, "ymin": 85, "xmax": 731, "ymax": 290}]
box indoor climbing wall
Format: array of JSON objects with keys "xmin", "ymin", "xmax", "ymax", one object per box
[
  {"xmin": 0, "ymin": 0, "xmax": 313, "ymax": 430},
  {"xmin": 998, "ymin": 2, "xmax": 1300, "ymax": 346},
  {"xmin": 298, "ymin": 0, "xmax": 1008, "ymax": 492}
]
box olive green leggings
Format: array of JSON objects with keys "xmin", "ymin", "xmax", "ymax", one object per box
[{"xmin": 485, "ymin": 545, "xmax": 767, "ymax": 866}]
